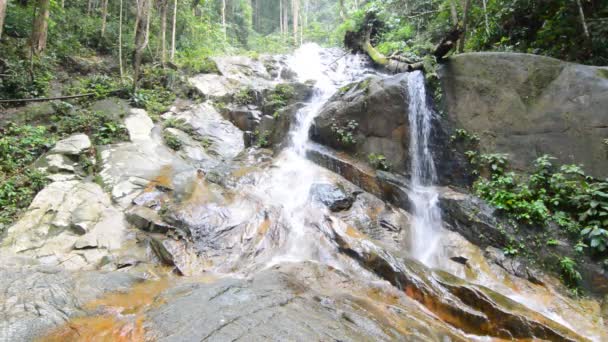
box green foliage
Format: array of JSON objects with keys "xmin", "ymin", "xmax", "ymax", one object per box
[
  {"xmin": 450, "ymin": 129, "xmax": 479, "ymax": 145},
  {"xmin": 55, "ymin": 109, "xmax": 129, "ymax": 145},
  {"xmin": 0, "ymin": 124, "xmax": 55, "ymax": 176},
  {"xmin": 254, "ymin": 129, "xmax": 270, "ymax": 148},
  {"xmin": 474, "ymin": 153, "xmax": 608, "ymax": 257},
  {"xmin": 559, "ymin": 257, "xmax": 582, "ymax": 288},
  {"xmin": 130, "ymin": 88, "xmax": 176, "ymax": 120},
  {"xmin": 0, "ymin": 169, "xmax": 49, "ymax": 230},
  {"xmin": 266, "ymin": 83, "xmax": 296, "ymax": 111},
  {"xmin": 234, "ymin": 87, "xmax": 256, "ymax": 105},
  {"xmin": 163, "ymin": 131, "xmax": 183, "ymax": 151},
  {"xmin": 368, "ymin": 153, "xmax": 391, "ymax": 171},
  {"xmin": 66, "ymin": 75, "xmax": 123, "ymax": 100},
  {"xmin": 330, "ymin": 119, "xmax": 358, "ymax": 146}
]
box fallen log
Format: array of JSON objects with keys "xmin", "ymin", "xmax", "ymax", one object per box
[
  {"xmin": 433, "ymin": 26, "xmax": 463, "ymax": 60},
  {"xmin": 345, "ymin": 12, "xmax": 461, "ymax": 73},
  {"xmin": 0, "ymin": 90, "xmax": 124, "ymax": 104}
]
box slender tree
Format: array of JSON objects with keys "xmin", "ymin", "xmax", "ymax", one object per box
[
  {"xmin": 279, "ymin": 0, "xmax": 283, "ymax": 34},
  {"xmin": 171, "ymin": 0, "xmax": 177, "ymax": 61},
  {"xmin": 101, "ymin": 0, "xmax": 109, "ymax": 37},
  {"xmin": 457, "ymin": 0, "xmax": 470, "ymax": 52},
  {"xmin": 133, "ymin": 0, "xmax": 151, "ymax": 88},
  {"xmin": 575, "ymin": 0, "xmax": 590, "ymax": 39},
  {"xmin": 0, "ymin": 0, "xmax": 7, "ymax": 39},
  {"xmin": 119, "ymin": 0, "xmax": 124, "ymax": 77},
  {"xmin": 30, "ymin": 0, "xmax": 51, "ymax": 54},
  {"xmin": 292, "ymin": 0, "xmax": 298, "ymax": 45},
  {"xmin": 221, "ymin": 0, "xmax": 226, "ymax": 39},
  {"xmin": 159, "ymin": 0, "xmax": 168, "ymax": 66}
]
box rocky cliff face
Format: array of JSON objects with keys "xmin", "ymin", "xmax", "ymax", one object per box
[
  {"xmin": 439, "ymin": 52, "xmax": 608, "ymax": 178},
  {"xmin": 310, "ymin": 74, "xmax": 471, "ymax": 186}
]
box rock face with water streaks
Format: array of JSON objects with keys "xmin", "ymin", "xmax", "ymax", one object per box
[
  {"xmin": 440, "ymin": 52, "xmax": 608, "ymax": 178},
  {"xmin": 1, "ymin": 50, "xmax": 607, "ymax": 342},
  {"xmin": 310, "ymin": 73, "xmax": 471, "ymax": 185}
]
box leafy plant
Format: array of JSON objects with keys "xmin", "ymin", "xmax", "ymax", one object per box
[
  {"xmin": 163, "ymin": 131, "xmax": 183, "ymax": 151},
  {"xmin": 330, "ymin": 119, "xmax": 358, "ymax": 146},
  {"xmin": 559, "ymin": 257, "xmax": 582, "ymax": 288},
  {"xmin": 234, "ymin": 87, "xmax": 256, "ymax": 105},
  {"xmin": 254, "ymin": 130, "xmax": 270, "ymax": 148},
  {"xmin": 368, "ymin": 153, "xmax": 391, "ymax": 171}
]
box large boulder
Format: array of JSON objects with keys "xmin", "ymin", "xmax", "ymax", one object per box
[
  {"xmin": 311, "ymin": 75, "xmax": 410, "ymax": 171},
  {"xmin": 439, "ymin": 52, "xmax": 608, "ymax": 178},
  {"xmin": 0, "ymin": 257, "xmax": 141, "ymax": 342},
  {"xmin": 310, "ymin": 73, "xmax": 470, "ymax": 186},
  {"xmin": 1, "ymin": 180, "xmax": 132, "ymax": 270}
]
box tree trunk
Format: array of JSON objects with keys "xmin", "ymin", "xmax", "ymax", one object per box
[
  {"xmin": 575, "ymin": 0, "xmax": 590, "ymax": 39},
  {"xmin": 171, "ymin": 0, "xmax": 177, "ymax": 61},
  {"xmin": 292, "ymin": 0, "xmax": 298, "ymax": 45},
  {"xmin": 457, "ymin": 0, "xmax": 470, "ymax": 53},
  {"xmin": 449, "ymin": 0, "xmax": 458, "ymax": 26},
  {"xmin": 160, "ymin": 0, "xmax": 168, "ymax": 66},
  {"xmin": 119, "ymin": 0, "xmax": 123, "ymax": 77},
  {"xmin": 279, "ymin": 0, "xmax": 283, "ymax": 34},
  {"xmin": 338, "ymin": 0, "xmax": 347, "ymax": 20},
  {"xmin": 101, "ymin": 0, "xmax": 108, "ymax": 37},
  {"xmin": 133, "ymin": 0, "xmax": 151, "ymax": 89},
  {"xmin": 87, "ymin": 0, "xmax": 93, "ymax": 15},
  {"xmin": 30, "ymin": 0, "xmax": 50, "ymax": 55},
  {"xmin": 481, "ymin": 0, "xmax": 489, "ymax": 35},
  {"xmin": 0, "ymin": 0, "xmax": 7, "ymax": 39},
  {"xmin": 221, "ymin": 0, "xmax": 226, "ymax": 39}
]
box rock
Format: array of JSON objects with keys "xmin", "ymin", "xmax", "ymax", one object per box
[
  {"xmin": 169, "ymin": 102, "xmax": 244, "ymax": 161},
  {"xmin": 311, "ymin": 75, "xmax": 410, "ymax": 170},
  {"xmin": 163, "ymin": 127, "xmax": 219, "ymax": 168},
  {"xmin": 310, "ymin": 74, "xmax": 470, "ymax": 185},
  {"xmin": 440, "ymin": 52, "xmax": 608, "ymax": 178},
  {"xmin": 0, "ymin": 257, "xmax": 140, "ymax": 341},
  {"xmin": 309, "ymin": 183, "xmax": 354, "ymax": 211},
  {"xmin": 98, "ymin": 109, "xmax": 193, "ymax": 208},
  {"xmin": 323, "ymin": 217, "xmax": 586, "ymax": 341},
  {"xmin": 484, "ymin": 247, "xmax": 543, "ymax": 285},
  {"xmin": 306, "ymin": 143, "xmax": 410, "ymax": 210},
  {"xmin": 1, "ymin": 180, "xmax": 130, "ymax": 270},
  {"xmin": 147, "ymin": 235, "xmax": 203, "ymax": 276},
  {"xmin": 438, "ymin": 186, "xmax": 608, "ymax": 295},
  {"xmin": 73, "ymin": 234, "xmax": 99, "ymax": 250},
  {"xmin": 126, "ymin": 205, "xmax": 174, "ymax": 234},
  {"xmin": 42, "ymin": 153, "xmax": 77, "ymax": 173},
  {"xmin": 50, "ymin": 133, "xmax": 91, "ymax": 155},
  {"xmin": 223, "ymin": 105, "xmax": 262, "ymax": 131},
  {"xmin": 125, "ymin": 108, "xmax": 155, "ymax": 142},
  {"xmin": 145, "ymin": 262, "xmax": 468, "ymax": 342}
]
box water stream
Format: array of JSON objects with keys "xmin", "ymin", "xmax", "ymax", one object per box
[{"xmin": 406, "ymin": 71, "xmax": 444, "ymax": 265}]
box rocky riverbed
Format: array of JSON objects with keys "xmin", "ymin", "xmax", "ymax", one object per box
[{"xmin": 1, "ymin": 46, "xmax": 606, "ymax": 341}]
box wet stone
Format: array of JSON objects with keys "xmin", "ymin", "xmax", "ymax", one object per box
[{"xmin": 309, "ymin": 183, "xmax": 355, "ymax": 212}]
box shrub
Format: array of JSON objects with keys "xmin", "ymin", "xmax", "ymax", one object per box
[
  {"xmin": 163, "ymin": 131, "xmax": 183, "ymax": 151},
  {"xmin": 368, "ymin": 153, "xmax": 391, "ymax": 171}
]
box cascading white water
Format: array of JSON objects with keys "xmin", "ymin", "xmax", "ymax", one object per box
[
  {"xmin": 259, "ymin": 44, "xmax": 369, "ymax": 263},
  {"xmin": 406, "ymin": 71, "xmax": 444, "ymax": 265}
]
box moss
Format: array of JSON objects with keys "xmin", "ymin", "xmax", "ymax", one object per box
[
  {"xmin": 597, "ymin": 69, "xmax": 608, "ymax": 79},
  {"xmin": 163, "ymin": 131, "xmax": 183, "ymax": 151},
  {"xmin": 234, "ymin": 87, "xmax": 256, "ymax": 105}
]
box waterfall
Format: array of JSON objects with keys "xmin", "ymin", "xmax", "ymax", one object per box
[
  {"xmin": 261, "ymin": 44, "xmax": 369, "ymax": 263},
  {"xmin": 406, "ymin": 71, "xmax": 444, "ymax": 265}
]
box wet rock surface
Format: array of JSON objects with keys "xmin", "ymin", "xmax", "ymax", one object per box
[
  {"xmin": 309, "ymin": 182, "xmax": 355, "ymax": 211},
  {"xmin": 2, "ymin": 51, "xmax": 607, "ymax": 342},
  {"xmin": 145, "ymin": 262, "xmax": 469, "ymax": 342},
  {"xmin": 0, "ymin": 256, "xmax": 141, "ymax": 341}
]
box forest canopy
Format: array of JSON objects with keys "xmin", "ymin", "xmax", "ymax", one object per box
[{"xmin": 0, "ymin": 0, "xmax": 606, "ymax": 101}]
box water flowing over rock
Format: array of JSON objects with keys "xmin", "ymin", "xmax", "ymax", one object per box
[{"xmin": 2, "ymin": 46, "xmax": 607, "ymax": 342}]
